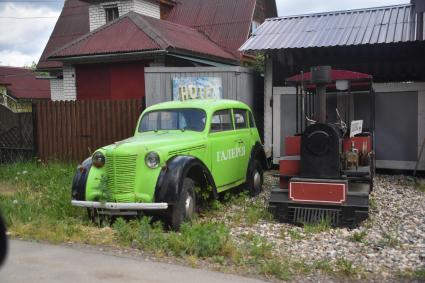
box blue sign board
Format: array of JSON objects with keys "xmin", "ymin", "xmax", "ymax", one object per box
[{"xmin": 172, "ymin": 77, "xmax": 223, "ymax": 101}]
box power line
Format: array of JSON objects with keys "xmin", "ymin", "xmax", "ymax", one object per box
[{"xmin": 0, "ymin": 1, "xmax": 63, "ymax": 3}]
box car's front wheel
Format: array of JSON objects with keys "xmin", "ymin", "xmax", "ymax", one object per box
[
  {"xmin": 247, "ymin": 160, "xmax": 264, "ymax": 196},
  {"xmin": 169, "ymin": 178, "xmax": 197, "ymax": 231}
]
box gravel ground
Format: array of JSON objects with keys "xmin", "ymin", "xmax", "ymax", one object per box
[{"xmin": 224, "ymin": 173, "xmax": 425, "ymax": 280}]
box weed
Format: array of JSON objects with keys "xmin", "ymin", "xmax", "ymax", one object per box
[
  {"xmin": 369, "ymin": 198, "xmax": 378, "ymax": 211},
  {"xmin": 312, "ymin": 259, "xmax": 333, "ymax": 273},
  {"xmin": 415, "ymin": 181, "xmax": 425, "ymax": 193},
  {"xmin": 350, "ymin": 230, "xmax": 367, "ymax": 243},
  {"xmin": 303, "ymin": 218, "xmax": 331, "ymax": 234},
  {"xmin": 379, "ymin": 231, "xmax": 400, "ymax": 248},
  {"xmin": 336, "ymin": 258, "xmax": 359, "ymax": 277},
  {"xmin": 96, "ymin": 175, "xmax": 111, "ymax": 203},
  {"xmin": 260, "ymin": 259, "xmax": 292, "ymax": 280},
  {"xmin": 246, "ymin": 236, "xmax": 274, "ymax": 260},
  {"xmin": 286, "ymin": 229, "xmax": 304, "ymax": 240}
]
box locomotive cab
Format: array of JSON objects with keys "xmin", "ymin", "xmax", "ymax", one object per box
[{"xmin": 269, "ymin": 66, "xmax": 375, "ymax": 227}]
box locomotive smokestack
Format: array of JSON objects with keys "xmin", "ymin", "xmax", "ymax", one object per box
[{"xmin": 310, "ymin": 66, "xmax": 331, "ymax": 123}]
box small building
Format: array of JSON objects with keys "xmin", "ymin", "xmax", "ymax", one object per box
[
  {"xmin": 240, "ymin": 1, "xmax": 425, "ymax": 170},
  {"xmin": 37, "ymin": 0, "xmax": 277, "ymax": 101},
  {"xmin": 0, "ymin": 66, "xmax": 50, "ymax": 112}
]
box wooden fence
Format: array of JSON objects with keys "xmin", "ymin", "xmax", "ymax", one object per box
[{"xmin": 35, "ymin": 99, "xmax": 143, "ymax": 162}]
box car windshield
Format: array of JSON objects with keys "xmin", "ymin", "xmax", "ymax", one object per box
[{"xmin": 139, "ymin": 108, "xmax": 206, "ymax": 133}]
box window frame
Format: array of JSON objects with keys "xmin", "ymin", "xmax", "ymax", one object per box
[
  {"xmin": 233, "ymin": 108, "xmax": 248, "ymax": 130},
  {"xmin": 105, "ymin": 5, "xmax": 119, "ymax": 23},
  {"xmin": 138, "ymin": 108, "xmax": 207, "ymax": 133},
  {"xmin": 210, "ymin": 109, "xmax": 235, "ymax": 133}
]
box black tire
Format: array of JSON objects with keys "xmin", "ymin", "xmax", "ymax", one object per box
[
  {"xmin": 246, "ymin": 160, "xmax": 264, "ymax": 196},
  {"xmin": 169, "ymin": 178, "xmax": 196, "ymax": 231},
  {"xmin": 0, "ymin": 215, "xmax": 8, "ymax": 267}
]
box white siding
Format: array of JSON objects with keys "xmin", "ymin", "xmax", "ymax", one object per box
[
  {"xmin": 89, "ymin": 0, "xmax": 160, "ymax": 31},
  {"xmin": 134, "ymin": 0, "xmax": 160, "ymax": 18},
  {"xmin": 62, "ymin": 66, "xmax": 77, "ymax": 101},
  {"xmin": 50, "ymin": 79, "xmax": 64, "ymax": 101}
]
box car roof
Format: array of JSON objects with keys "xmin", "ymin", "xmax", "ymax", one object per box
[{"xmin": 144, "ymin": 99, "xmax": 251, "ymax": 113}]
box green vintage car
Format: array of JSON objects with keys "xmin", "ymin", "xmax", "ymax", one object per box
[{"xmin": 71, "ymin": 99, "xmax": 267, "ymax": 229}]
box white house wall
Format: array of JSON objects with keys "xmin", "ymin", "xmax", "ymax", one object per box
[
  {"xmin": 50, "ymin": 79, "xmax": 64, "ymax": 101},
  {"xmin": 89, "ymin": 0, "xmax": 160, "ymax": 31}
]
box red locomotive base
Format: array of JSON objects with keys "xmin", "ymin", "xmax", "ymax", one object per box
[{"xmin": 289, "ymin": 181, "xmax": 347, "ymax": 204}]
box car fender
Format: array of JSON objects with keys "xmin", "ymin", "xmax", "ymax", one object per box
[
  {"xmin": 71, "ymin": 157, "xmax": 92, "ymax": 201},
  {"xmin": 250, "ymin": 142, "xmax": 269, "ymax": 170},
  {"xmin": 154, "ymin": 155, "xmax": 217, "ymax": 205}
]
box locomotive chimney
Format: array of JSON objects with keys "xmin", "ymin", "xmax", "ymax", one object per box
[
  {"xmin": 412, "ymin": 0, "xmax": 425, "ymax": 40},
  {"xmin": 310, "ymin": 66, "xmax": 332, "ymax": 123}
]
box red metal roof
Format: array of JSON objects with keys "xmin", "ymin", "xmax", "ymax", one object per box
[
  {"xmin": 0, "ymin": 67, "xmax": 51, "ymax": 100},
  {"xmin": 50, "ymin": 12, "xmax": 237, "ymax": 62},
  {"xmin": 37, "ymin": 0, "xmax": 90, "ymax": 70},
  {"xmin": 165, "ymin": 0, "xmax": 256, "ymax": 59}
]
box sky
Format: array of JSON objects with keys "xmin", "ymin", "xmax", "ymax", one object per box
[{"xmin": 0, "ymin": 0, "xmax": 411, "ymax": 67}]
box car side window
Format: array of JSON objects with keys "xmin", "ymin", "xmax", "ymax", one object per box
[
  {"xmin": 211, "ymin": 109, "xmax": 233, "ymax": 132},
  {"xmin": 233, "ymin": 109, "xmax": 247, "ymax": 129},
  {"xmin": 248, "ymin": 111, "xmax": 256, "ymax": 128}
]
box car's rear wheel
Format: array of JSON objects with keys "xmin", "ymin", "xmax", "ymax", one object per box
[
  {"xmin": 169, "ymin": 178, "xmax": 196, "ymax": 231},
  {"xmin": 247, "ymin": 160, "xmax": 264, "ymax": 196}
]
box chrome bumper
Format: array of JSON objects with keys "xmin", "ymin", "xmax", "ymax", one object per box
[{"xmin": 71, "ymin": 200, "xmax": 168, "ymax": 210}]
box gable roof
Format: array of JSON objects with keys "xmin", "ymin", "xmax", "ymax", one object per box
[
  {"xmin": 0, "ymin": 67, "xmax": 50, "ymax": 100},
  {"xmin": 240, "ymin": 3, "xmax": 421, "ymax": 51},
  {"xmin": 37, "ymin": 0, "xmax": 89, "ymax": 70},
  {"xmin": 165, "ymin": 0, "xmax": 257, "ymax": 59},
  {"xmin": 38, "ymin": 0, "xmax": 269, "ymax": 69},
  {"xmin": 49, "ymin": 12, "xmax": 237, "ymax": 63}
]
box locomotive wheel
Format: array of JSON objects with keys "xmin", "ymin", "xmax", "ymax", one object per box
[{"xmin": 247, "ymin": 160, "xmax": 264, "ymax": 196}]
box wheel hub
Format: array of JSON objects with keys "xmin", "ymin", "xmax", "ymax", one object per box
[
  {"xmin": 254, "ymin": 171, "xmax": 261, "ymax": 189},
  {"xmin": 185, "ymin": 195, "xmax": 194, "ymax": 218}
]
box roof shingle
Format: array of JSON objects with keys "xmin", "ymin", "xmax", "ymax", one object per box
[{"xmin": 49, "ymin": 12, "xmax": 237, "ymax": 62}]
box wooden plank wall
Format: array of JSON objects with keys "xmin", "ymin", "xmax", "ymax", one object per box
[{"xmin": 35, "ymin": 99, "xmax": 142, "ymax": 162}]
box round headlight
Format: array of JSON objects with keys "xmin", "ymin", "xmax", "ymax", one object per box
[
  {"xmin": 92, "ymin": 151, "xmax": 106, "ymax": 168},
  {"xmin": 145, "ymin": 151, "xmax": 160, "ymax": 169}
]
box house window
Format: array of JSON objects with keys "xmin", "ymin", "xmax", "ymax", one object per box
[{"xmin": 105, "ymin": 6, "xmax": 119, "ymax": 23}]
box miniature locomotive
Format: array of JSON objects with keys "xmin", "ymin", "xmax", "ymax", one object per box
[{"xmin": 269, "ymin": 66, "xmax": 374, "ymax": 227}]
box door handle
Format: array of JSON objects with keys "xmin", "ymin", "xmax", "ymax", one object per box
[{"xmin": 235, "ymin": 139, "xmax": 244, "ymax": 143}]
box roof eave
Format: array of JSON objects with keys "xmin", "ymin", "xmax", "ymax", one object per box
[
  {"xmin": 48, "ymin": 50, "xmax": 168, "ymax": 64},
  {"xmin": 168, "ymin": 49, "xmax": 239, "ymax": 66}
]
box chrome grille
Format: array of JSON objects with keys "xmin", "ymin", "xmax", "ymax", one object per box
[{"xmin": 106, "ymin": 154, "xmax": 137, "ymax": 200}]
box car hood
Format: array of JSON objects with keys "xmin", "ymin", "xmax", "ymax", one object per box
[{"xmin": 102, "ymin": 131, "xmax": 206, "ymax": 155}]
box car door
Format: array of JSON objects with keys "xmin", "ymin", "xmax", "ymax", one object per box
[
  {"xmin": 209, "ymin": 109, "xmax": 241, "ymax": 189},
  {"xmin": 232, "ymin": 109, "xmax": 251, "ymax": 181}
]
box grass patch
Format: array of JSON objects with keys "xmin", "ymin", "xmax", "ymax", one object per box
[
  {"xmin": 349, "ymin": 230, "xmax": 367, "ymax": 243},
  {"xmin": 400, "ymin": 268, "xmax": 425, "ymax": 280},
  {"xmin": 416, "ymin": 181, "xmax": 425, "ymax": 193},
  {"xmin": 303, "ymin": 218, "xmax": 331, "ymax": 234},
  {"xmin": 335, "ymin": 258, "xmax": 360, "ymax": 277},
  {"xmin": 113, "ymin": 217, "xmax": 235, "ymax": 259}
]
